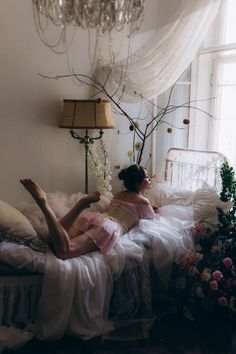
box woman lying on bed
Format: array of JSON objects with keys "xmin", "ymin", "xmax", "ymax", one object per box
[{"xmin": 20, "ymin": 164, "xmax": 157, "ymax": 260}]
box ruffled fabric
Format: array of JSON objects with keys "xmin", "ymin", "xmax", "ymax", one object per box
[
  {"xmin": 69, "ymin": 199, "xmax": 157, "ymax": 254},
  {"xmin": 0, "ymin": 276, "xmax": 42, "ymax": 326},
  {"xmin": 110, "ymin": 199, "xmax": 156, "ymax": 219},
  {"xmin": 70, "ymin": 211, "xmax": 121, "ymax": 255}
]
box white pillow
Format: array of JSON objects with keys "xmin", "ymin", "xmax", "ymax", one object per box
[
  {"xmin": 16, "ymin": 202, "xmax": 49, "ymax": 238},
  {"xmin": 145, "ymin": 180, "xmax": 191, "ymax": 207},
  {"xmin": 0, "ymin": 200, "xmax": 37, "ymax": 239},
  {"xmin": 145, "ymin": 180, "xmax": 232, "ymax": 229},
  {"xmin": 190, "ymin": 184, "xmax": 232, "ymax": 227},
  {"xmin": 48, "ymin": 191, "xmax": 77, "ymax": 218}
]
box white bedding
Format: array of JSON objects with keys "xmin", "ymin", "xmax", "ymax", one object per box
[
  {"xmin": 0, "ymin": 203, "xmax": 194, "ymax": 347},
  {"xmin": 0, "ymin": 182, "xmax": 231, "ymax": 349}
]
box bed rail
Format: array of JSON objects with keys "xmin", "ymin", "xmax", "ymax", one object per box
[{"xmin": 162, "ymin": 148, "xmax": 226, "ymax": 191}]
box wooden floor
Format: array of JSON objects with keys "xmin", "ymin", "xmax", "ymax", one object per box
[{"xmin": 6, "ymin": 315, "xmax": 235, "ymax": 354}]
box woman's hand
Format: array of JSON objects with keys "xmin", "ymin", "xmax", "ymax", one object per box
[{"xmin": 152, "ymin": 205, "xmax": 159, "ymax": 213}]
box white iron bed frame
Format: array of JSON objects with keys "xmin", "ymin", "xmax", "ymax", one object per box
[{"xmin": 162, "ymin": 148, "xmax": 226, "ymax": 191}]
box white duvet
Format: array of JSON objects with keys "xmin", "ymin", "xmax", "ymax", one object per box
[
  {"xmin": 33, "ymin": 237, "xmax": 144, "ymax": 340},
  {"xmin": 0, "ymin": 204, "xmax": 194, "ymax": 349},
  {"xmin": 1, "ymin": 181, "xmax": 232, "ymax": 350}
]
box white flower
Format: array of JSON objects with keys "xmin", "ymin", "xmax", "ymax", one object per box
[{"xmin": 88, "ymin": 138, "xmax": 113, "ymax": 193}]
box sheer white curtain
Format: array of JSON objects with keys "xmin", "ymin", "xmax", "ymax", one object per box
[{"xmin": 97, "ymin": 0, "xmax": 222, "ymax": 103}]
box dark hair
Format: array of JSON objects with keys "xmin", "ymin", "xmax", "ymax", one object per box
[{"xmin": 118, "ymin": 164, "xmax": 146, "ymax": 192}]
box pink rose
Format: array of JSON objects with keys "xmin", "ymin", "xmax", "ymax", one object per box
[
  {"xmin": 218, "ymin": 296, "xmax": 228, "ymax": 307},
  {"xmin": 223, "ymin": 258, "xmax": 233, "ymax": 267},
  {"xmin": 209, "ymin": 280, "xmax": 218, "ymax": 291},
  {"xmin": 212, "ymin": 270, "xmax": 223, "ymax": 281}
]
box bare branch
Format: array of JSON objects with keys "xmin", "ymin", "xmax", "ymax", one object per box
[{"xmin": 39, "ymin": 71, "xmax": 214, "ymax": 168}]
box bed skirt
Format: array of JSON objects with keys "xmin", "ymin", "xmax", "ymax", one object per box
[{"xmin": 0, "ymin": 274, "xmax": 43, "ymax": 327}]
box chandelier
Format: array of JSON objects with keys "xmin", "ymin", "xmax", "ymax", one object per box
[{"xmin": 32, "ymin": 0, "xmax": 145, "ymax": 34}]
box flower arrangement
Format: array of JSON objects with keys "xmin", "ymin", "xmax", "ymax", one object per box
[
  {"xmin": 173, "ymin": 230, "xmax": 236, "ymax": 322},
  {"xmin": 88, "ymin": 138, "xmax": 113, "ymax": 194},
  {"xmin": 171, "ymin": 161, "xmax": 236, "ymax": 323}
]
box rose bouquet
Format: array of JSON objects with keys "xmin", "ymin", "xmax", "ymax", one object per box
[
  {"xmin": 172, "ymin": 161, "xmax": 236, "ymax": 323},
  {"xmin": 172, "ymin": 226, "xmax": 236, "ymax": 322}
]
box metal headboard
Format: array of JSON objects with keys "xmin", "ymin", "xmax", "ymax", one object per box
[{"xmin": 162, "ymin": 148, "xmax": 226, "ymax": 191}]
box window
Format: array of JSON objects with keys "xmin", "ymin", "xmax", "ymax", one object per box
[
  {"xmin": 155, "ymin": 69, "xmax": 191, "ymax": 172},
  {"xmin": 211, "ymin": 59, "xmax": 236, "ymax": 166},
  {"xmin": 190, "ymin": 0, "xmax": 236, "ymax": 168}
]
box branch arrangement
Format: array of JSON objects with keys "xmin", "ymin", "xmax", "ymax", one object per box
[{"xmin": 40, "ymin": 69, "xmax": 214, "ymax": 165}]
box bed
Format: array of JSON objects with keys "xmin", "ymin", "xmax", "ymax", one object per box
[{"xmin": 0, "ymin": 148, "xmax": 228, "ymax": 351}]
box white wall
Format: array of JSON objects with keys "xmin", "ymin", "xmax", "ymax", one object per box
[{"xmin": 0, "ymin": 0, "xmax": 161, "ymax": 204}]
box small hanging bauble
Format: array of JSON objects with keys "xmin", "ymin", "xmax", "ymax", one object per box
[
  {"xmin": 129, "ymin": 125, "xmax": 134, "ymax": 131},
  {"xmin": 183, "ymin": 118, "xmax": 190, "ymax": 125}
]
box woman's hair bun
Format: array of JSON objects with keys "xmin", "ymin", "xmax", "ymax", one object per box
[
  {"xmin": 118, "ymin": 164, "xmax": 146, "ymax": 192},
  {"xmin": 118, "ymin": 169, "xmax": 127, "ymax": 181}
]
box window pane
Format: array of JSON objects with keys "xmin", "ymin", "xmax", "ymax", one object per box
[
  {"xmin": 201, "ymin": 0, "xmax": 236, "ymax": 50},
  {"xmin": 220, "ymin": 62, "xmax": 236, "ymax": 85},
  {"xmin": 222, "ymin": 0, "xmax": 236, "ymax": 45},
  {"xmin": 215, "ymin": 62, "xmax": 236, "ymax": 166}
]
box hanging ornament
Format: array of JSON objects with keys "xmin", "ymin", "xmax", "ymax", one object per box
[
  {"xmin": 183, "ymin": 118, "xmax": 190, "ymax": 125},
  {"xmin": 129, "ymin": 124, "xmax": 135, "ymax": 131}
]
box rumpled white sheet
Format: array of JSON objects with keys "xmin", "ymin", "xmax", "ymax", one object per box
[
  {"xmin": 0, "ymin": 204, "xmax": 194, "ymax": 349},
  {"xmin": 32, "ymin": 238, "xmax": 143, "ymax": 341},
  {"xmin": 129, "ymin": 205, "xmax": 194, "ymax": 285}
]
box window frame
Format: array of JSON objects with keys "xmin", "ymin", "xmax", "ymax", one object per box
[{"xmin": 189, "ymin": 0, "xmax": 236, "ymax": 153}]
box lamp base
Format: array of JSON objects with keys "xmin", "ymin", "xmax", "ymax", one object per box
[{"xmin": 70, "ymin": 129, "xmax": 104, "ymax": 194}]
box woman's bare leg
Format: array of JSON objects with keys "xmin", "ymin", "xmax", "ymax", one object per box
[
  {"xmin": 20, "ymin": 178, "xmax": 99, "ymax": 259},
  {"xmin": 60, "ymin": 191, "xmax": 100, "ymax": 232},
  {"xmin": 60, "ymin": 233, "xmax": 99, "ymax": 259}
]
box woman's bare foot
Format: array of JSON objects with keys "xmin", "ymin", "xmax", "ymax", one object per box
[
  {"xmin": 79, "ymin": 191, "xmax": 101, "ymax": 208},
  {"xmin": 20, "ymin": 178, "xmax": 47, "ymax": 205}
]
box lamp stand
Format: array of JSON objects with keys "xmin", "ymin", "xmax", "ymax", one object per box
[{"xmin": 70, "ymin": 129, "xmax": 104, "ymax": 194}]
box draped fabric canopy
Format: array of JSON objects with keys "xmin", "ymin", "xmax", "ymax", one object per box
[{"xmin": 97, "ymin": 0, "xmax": 222, "ymax": 103}]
